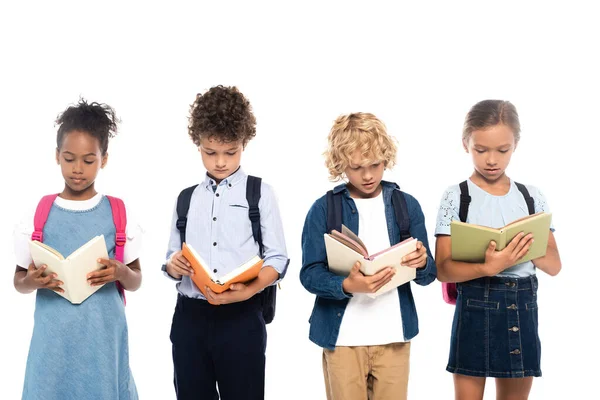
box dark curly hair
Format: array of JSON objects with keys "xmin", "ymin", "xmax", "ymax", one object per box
[
  {"xmin": 56, "ymin": 98, "xmax": 119, "ymax": 155},
  {"xmin": 188, "ymin": 85, "xmax": 257, "ymax": 146}
]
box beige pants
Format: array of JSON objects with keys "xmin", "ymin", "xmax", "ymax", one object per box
[{"xmin": 322, "ymin": 342, "xmax": 411, "ymax": 400}]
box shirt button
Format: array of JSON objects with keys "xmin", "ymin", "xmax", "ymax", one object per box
[
  {"xmin": 228, "ymin": 184, "xmax": 232, "ymax": 187},
  {"xmin": 337, "ymin": 313, "xmax": 341, "ymax": 317},
  {"xmin": 216, "ymin": 193, "xmax": 220, "ymax": 197},
  {"xmin": 510, "ymin": 349, "xmax": 521, "ymax": 355},
  {"xmin": 213, "ymin": 269, "xmax": 217, "ymax": 273},
  {"xmin": 213, "ymin": 242, "xmax": 217, "ymax": 246},
  {"xmin": 351, "ymin": 209, "xmax": 356, "ymax": 214},
  {"xmin": 213, "ymin": 217, "xmax": 217, "ymax": 221},
  {"xmin": 510, "ymin": 326, "xmax": 519, "ymax": 332}
]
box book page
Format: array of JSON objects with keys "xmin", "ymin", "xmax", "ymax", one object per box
[
  {"xmin": 217, "ymin": 255, "xmax": 263, "ymax": 284},
  {"xmin": 324, "ymin": 234, "xmax": 365, "ymax": 276},
  {"xmin": 451, "ymin": 221, "xmax": 504, "ymax": 263},
  {"xmin": 341, "ymin": 225, "xmax": 369, "ymax": 255},
  {"xmin": 329, "ymin": 231, "xmax": 368, "ymax": 258},
  {"xmin": 184, "ymin": 243, "xmax": 216, "ymax": 281},
  {"xmin": 29, "ymin": 241, "xmax": 69, "ymax": 299},
  {"xmin": 66, "ymin": 235, "xmax": 109, "ymax": 304},
  {"xmin": 503, "ymin": 213, "xmax": 552, "ymax": 264}
]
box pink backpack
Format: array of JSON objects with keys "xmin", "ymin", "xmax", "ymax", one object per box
[
  {"xmin": 32, "ymin": 194, "xmax": 127, "ymax": 304},
  {"xmin": 442, "ymin": 282, "xmax": 457, "ymax": 305}
]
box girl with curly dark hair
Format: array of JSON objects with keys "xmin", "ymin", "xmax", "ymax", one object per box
[{"xmin": 13, "ymin": 99, "xmax": 142, "ymax": 400}]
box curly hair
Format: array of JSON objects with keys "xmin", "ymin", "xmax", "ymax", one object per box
[
  {"xmin": 55, "ymin": 98, "xmax": 119, "ymax": 155},
  {"xmin": 188, "ymin": 85, "xmax": 257, "ymax": 146},
  {"xmin": 324, "ymin": 113, "xmax": 397, "ymax": 181},
  {"xmin": 463, "ymin": 100, "xmax": 521, "ymax": 145}
]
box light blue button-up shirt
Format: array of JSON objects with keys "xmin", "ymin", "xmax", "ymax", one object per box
[{"xmin": 164, "ymin": 167, "xmax": 289, "ymax": 299}]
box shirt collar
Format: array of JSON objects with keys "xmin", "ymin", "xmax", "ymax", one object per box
[{"xmin": 203, "ymin": 166, "xmax": 247, "ymax": 189}]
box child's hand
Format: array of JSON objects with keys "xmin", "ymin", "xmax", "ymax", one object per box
[
  {"xmin": 204, "ymin": 283, "xmax": 255, "ymax": 305},
  {"xmin": 166, "ymin": 251, "xmax": 194, "ymax": 280},
  {"xmin": 401, "ymin": 241, "xmax": 428, "ymax": 268},
  {"xmin": 483, "ymin": 232, "xmax": 534, "ymax": 276},
  {"xmin": 23, "ymin": 263, "xmax": 64, "ymax": 293},
  {"xmin": 342, "ymin": 262, "xmax": 395, "ymax": 294},
  {"xmin": 87, "ymin": 258, "xmax": 127, "ymax": 287}
]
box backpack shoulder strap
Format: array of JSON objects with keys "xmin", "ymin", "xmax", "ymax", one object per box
[
  {"xmin": 246, "ymin": 176, "xmax": 264, "ymax": 258},
  {"xmin": 176, "ymin": 185, "xmax": 199, "ymax": 246},
  {"xmin": 105, "ymin": 196, "xmax": 127, "ymax": 263},
  {"xmin": 515, "ymin": 182, "xmax": 535, "ymax": 215},
  {"xmin": 326, "ymin": 190, "xmax": 343, "ymax": 234},
  {"xmin": 391, "ymin": 189, "xmax": 411, "ymax": 241},
  {"xmin": 106, "ymin": 195, "xmax": 127, "ymax": 304},
  {"xmin": 458, "ymin": 180, "xmax": 471, "ymax": 223},
  {"xmin": 32, "ymin": 194, "xmax": 59, "ymax": 242}
]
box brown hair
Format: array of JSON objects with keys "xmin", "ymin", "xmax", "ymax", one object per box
[
  {"xmin": 188, "ymin": 85, "xmax": 256, "ymax": 146},
  {"xmin": 462, "ymin": 100, "xmax": 520, "ymax": 145}
]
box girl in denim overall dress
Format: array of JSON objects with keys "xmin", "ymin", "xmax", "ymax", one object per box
[
  {"xmin": 13, "ymin": 100, "xmax": 142, "ymax": 400},
  {"xmin": 434, "ymin": 100, "xmax": 562, "ymax": 400}
]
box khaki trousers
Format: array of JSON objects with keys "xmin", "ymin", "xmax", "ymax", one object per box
[{"xmin": 322, "ymin": 342, "xmax": 411, "ymax": 400}]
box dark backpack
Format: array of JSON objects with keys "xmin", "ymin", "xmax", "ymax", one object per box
[
  {"xmin": 326, "ymin": 184, "xmax": 412, "ymax": 250},
  {"xmin": 442, "ymin": 180, "xmax": 536, "ymax": 304},
  {"xmin": 176, "ymin": 175, "xmax": 278, "ymax": 324}
]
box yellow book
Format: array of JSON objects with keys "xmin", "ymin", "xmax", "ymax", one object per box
[
  {"xmin": 451, "ymin": 212, "xmax": 552, "ymax": 263},
  {"xmin": 28, "ymin": 235, "xmax": 109, "ymax": 304}
]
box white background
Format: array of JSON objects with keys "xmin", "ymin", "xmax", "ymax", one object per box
[{"xmin": 0, "ymin": 1, "xmax": 597, "ymax": 399}]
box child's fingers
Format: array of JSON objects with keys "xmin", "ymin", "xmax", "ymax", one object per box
[
  {"xmin": 511, "ymin": 234, "xmax": 533, "ymax": 259},
  {"xmin": 44, "ymin": 279, "xmax": 64, "ymax": 288},
  {"xmin": 175, "ymin": 254, "xmax": 191, "ymax": 267},
  {"xmin": 172, "ymin": 261, "xmax": 193, "ymax": 276},
  {"xmin": 87, "ymin": 268, "xmax": 113, "ymax": 280},
  {"xmin": 514, "ymin": 238, "xmax": 533, "ymax": 260},
  {"xmin": 50, "ymin": 286, "xmax": 65, "ymax": 294},
  {"xmin": 369, "ymin": 268, "xmax": 395, "ymax": 286},
  {"xmin": 404, "ymin": 254, "xmax": 427, "ymax": 268},
  {"xmin": 30, "ymin": 264, "xmax": 46, "ymax": 277},
  {"xmin": 38, "ymin": 273, "xmax": 58, "ymax": 285}
]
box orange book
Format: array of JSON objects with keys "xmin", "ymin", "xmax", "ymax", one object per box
[{"xmin": 181, "ymin": 242, "xmax": 263, "ymax": 298}]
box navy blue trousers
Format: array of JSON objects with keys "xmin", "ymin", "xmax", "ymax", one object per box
[{"xmin": 170, "ymin": 294, "xmax": 267, "ymax": 400}]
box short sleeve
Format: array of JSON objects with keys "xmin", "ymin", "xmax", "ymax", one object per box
[
  {"xmin": 123, "ymin": 206, "xmax": 144, "ymax": 265},
  {"xmin": 527, "ymin": 185, "xmax": 555, "ymax": 232},
  {"xmin": 435, "ymin": 186, "xmax": 460, "ymax": 236}
]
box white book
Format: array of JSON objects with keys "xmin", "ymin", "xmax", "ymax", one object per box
[
  {"xmin": 28, "ymin": 235, "xmax": 110, "ymax": 304},
  {"xmin": 324, "ymin": 225, "xmax": 419, "ymax": 297}
]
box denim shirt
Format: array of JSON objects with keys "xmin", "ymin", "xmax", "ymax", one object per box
[{"xmin": 300, "ymin": 181, "xmax": 437, "ymax": 350}]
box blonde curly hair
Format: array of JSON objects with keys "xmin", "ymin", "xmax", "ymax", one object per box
[{"xmin": 324, "ymin": 112, "xmax": 397, "ymax": 181}]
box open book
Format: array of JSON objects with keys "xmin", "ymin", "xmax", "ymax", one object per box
[
  {"xmin": 324, "ymin": 225, "xmax": 418, "ymax": 297},
  {"xmin": 181, "ymin": 242, "xmax": 264, "ymax": 298},
  {"xmin": 451, "ymin": 212, "xmax": 552, "ymax": 263},
  {"xmin": 28, "ymin": 235, "xmax": 109, "ymax": 304}
]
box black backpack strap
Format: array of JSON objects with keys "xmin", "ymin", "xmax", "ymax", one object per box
[
  {"xmin": 391, "ymin": 189, "xmax": 411, "ymax": 242},
  {"xmin": 326, "ymin": 190, "xmax": 343, "ymax": 233},
  {"xmin": 176, "ymin": 184, "xmax": 199, "ymax": 246},
  {"xmin": 458, "ymin": 180, "xmax": 471, "ymax": 223},
  {"xmin": 246, "ymin": 175, "xmax": 264, "ymax": 258},
  {"xmin": 515, "ymin": 182, "xmax": 535, "ymax": 215}
]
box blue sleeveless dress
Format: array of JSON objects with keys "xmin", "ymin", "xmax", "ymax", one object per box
[{"xmin": 22, "ymin": 196, "xmax": 138, "ymax": 400}]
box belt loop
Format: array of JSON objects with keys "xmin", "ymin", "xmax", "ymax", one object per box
[{"xmin": 484, "ymin": 277, "xmax": 490, "ymax": 299}]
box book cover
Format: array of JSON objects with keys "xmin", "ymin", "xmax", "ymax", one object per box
[
  {"xmin": 324, "ymin": 225, "xmax": 418, "ymax": 297},
  {"xmin": 181, "ymin": 242, "xmax": 264, "ymax": 298},
  {"xmin": 28, "ymin": 235, "xmax": 109, "ymax": 304},
  {"xmin": 451, "ymin": 212, "xmax": 552, "ymax": 263}
]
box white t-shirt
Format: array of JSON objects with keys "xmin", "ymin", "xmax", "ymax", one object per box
[
  {"xmin": 13, "ymin": 193, "xmax": 143, "ymax": 268},
  {"xmin": 335, "ymin": 192, "xmax": 406, "ymax": 346}
]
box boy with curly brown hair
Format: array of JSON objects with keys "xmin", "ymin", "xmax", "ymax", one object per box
[{"xmin": 162, "ymin": 85, "xmax": 289, "ymax": 400}]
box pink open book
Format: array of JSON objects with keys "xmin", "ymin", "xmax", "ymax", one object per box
[{"xmin": 324, "ymin": 225, "xmax": 419, "ymax": 297}]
